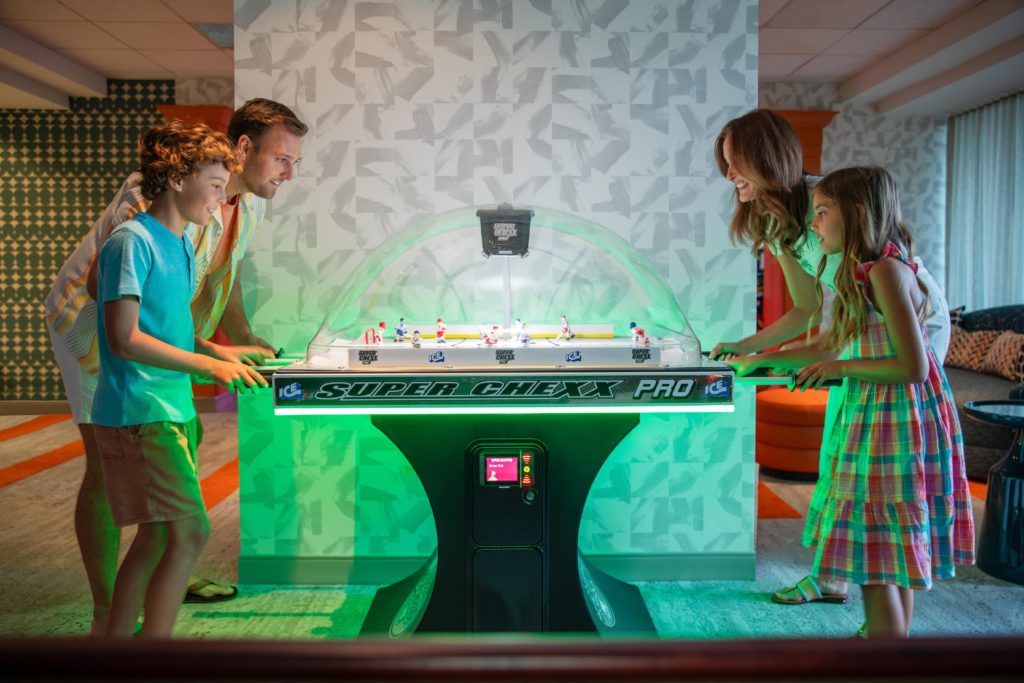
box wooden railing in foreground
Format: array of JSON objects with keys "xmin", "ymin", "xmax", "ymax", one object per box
[{"xmin": 0, "ymin": 635, "xmax": 1021, "ymax": 681}]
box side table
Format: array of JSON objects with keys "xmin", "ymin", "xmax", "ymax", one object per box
[{"xmin": 964, "ymin": 400, "xmax": 1024, "ymax": 585}]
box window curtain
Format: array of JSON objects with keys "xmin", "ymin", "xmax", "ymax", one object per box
[{"xmin": 947, "ymin": 92, "xmax": 1024, "ymax": 310}]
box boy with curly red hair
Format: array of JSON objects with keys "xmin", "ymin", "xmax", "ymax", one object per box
[{"xmin": 92, "ymin": 121, "xmax": 267, "ymax": 638}]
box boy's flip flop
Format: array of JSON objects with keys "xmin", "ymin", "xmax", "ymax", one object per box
[
  {"xmin": 771, "ymin": 575, "xmax": 847, "ymax": 605},
  {"xmin": 184, "ymin": 579, "xmax": 239, "ymax": 604}
]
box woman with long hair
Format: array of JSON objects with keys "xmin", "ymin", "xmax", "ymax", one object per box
[{"xmin": 711, "ymin": 111, "xmax": 951, "ymax": 607}]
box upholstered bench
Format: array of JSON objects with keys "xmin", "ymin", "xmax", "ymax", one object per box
[
  {"xmin": 943, "ymin": 304, "xmax": 1024, "ymax": 481},
  {"xmin": 756, "ymin": 387, "xmax": 830, "ymax": 481}
]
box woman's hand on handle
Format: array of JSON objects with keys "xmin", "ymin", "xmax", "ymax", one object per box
[
  {"xmin": 726, "ymin": 354, "xmax": 765, "ymax": 377},
  {"xmin": 710, "ymin": 340, "xmax": 752, "ymax": 361}
]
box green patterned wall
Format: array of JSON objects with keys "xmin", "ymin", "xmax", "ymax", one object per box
[{"xmin": 0, "ymin": 80, "xmax": 174, "ymax": 401}]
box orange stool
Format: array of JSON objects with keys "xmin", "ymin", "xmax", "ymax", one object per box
[{"xmin": 756, "ymin": 387, "xmax": 830, "ymax": 480}]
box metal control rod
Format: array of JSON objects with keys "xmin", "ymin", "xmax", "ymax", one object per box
[{"xmin": 732, "ymin": 367, "xmax": 842, "ymax": 389}]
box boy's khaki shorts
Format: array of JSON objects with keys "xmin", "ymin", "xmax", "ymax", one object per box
[{"xmin": 94, "ymin": 418, "xmax": 205, "ymax": 527}]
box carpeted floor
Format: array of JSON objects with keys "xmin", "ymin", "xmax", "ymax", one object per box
[
  {"xmin": 644, "ymin": 472, "xmax": 1023, "ymax": 639},
  {"xmin": 757, "ymin": 480, "xmax": 802, "ymax": 519},
  {"xmin": 1, "ymin": 412, "xmax": 1021, "ymax": 640}
]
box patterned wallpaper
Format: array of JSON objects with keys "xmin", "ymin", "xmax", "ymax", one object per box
[
  {"xmin": 176, "ymin": 77, "xmax": 235, "ymax": 106},
  {"xmin": 760, "ymin": 82, "xmax": 948, "ymax": 291},
  {"xmin": 235, "ymin": 0, "xmax": 760, "ymax": 572},
  {"xmin": 0, "ymin": 81, "xmax": 173, "ymax": 401},
  {"xmin": 234, "ymin": 0, "xmax": 760, "ymax": 354}
]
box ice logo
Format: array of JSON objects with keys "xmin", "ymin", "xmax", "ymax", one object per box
[
  {"xmin": 565, "ymin": 349, "xmax": 582, "ymax": 363},
  {"xmin": 428, "ymin": 351, "xmax": 445, "ymax": 363},
  {"xmin": 278, "ymin": 382, "xmax": 303, "ymax": 401},
  {"xmin": 704, "ymin": 378, "xmax": 729, "ymax": 398}
]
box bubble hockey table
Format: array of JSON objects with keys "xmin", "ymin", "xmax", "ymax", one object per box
[{"xmin": 271, "ymin": 347, "xmax": 734, "ymax": 637}]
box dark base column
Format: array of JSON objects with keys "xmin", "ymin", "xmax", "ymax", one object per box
[{"xmin": 358, "ymin": 413, "xmax": 657, "ymax": 635}]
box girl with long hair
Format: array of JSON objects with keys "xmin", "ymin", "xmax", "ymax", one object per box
[{"xmin": 730, "ymin": 166, "xmax": 974, "ymax": 637}]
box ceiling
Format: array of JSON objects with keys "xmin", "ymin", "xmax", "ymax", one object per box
[
  {"xmin": 760, "ymin": 0, "xmax": 1024, "ymax": 114},
  {"xmin": 1, "ymin": 0, "xmax": 1022, "ymax": 116}
]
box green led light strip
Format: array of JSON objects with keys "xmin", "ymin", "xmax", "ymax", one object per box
[{"xmin": 275, "ymin": 405, "xmax": 735, "ymax": 416}]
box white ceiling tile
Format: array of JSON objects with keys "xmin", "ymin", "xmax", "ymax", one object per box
[
  {"xmin": 760, "ymin": 27, "xmax": 848, "ymax": 54},
  {"xmin": 758, "ymin": 0, "xmax": 791, "ymax": 26},
  {"xmin": 766, "ymin": 0, "xmax": 890, "ymax": 29},
  {"xmin": 0, "ymin": 0, "xmax": 83, "ymax": 21},
  {"xmin": 96, "ymin": 21, "xmax": 216, "ymax": 50},
  {"xmin": 141, "ymin": 49, "xmax": 233, "ymax": 76},
  {"xmin": 160, "ymin": 0, "xmax": 233, "ymax": 24},
  {"xmin": 759, "ymin": 54, "xmax": 814, "ymax": 80},
  {"xmin": 862, "ymin": 0, "xmax": 983, "ymax": 30},
  {"xmin": 789, "ymin": 53, "xmax": 879, "ymax": 80},
  {"xmin": 1, "ymin": 19, "xmax": 130, "ymax": 49},
  {"xmin": 824, "ymin": 29, "xmax": 927, "ymax": 56},
  {"xmin": 57, "ymin": 0, "xmax": 180, "ymax": 22},
  {"xmin": 59, "ymin": 47, "xmax": 171, "ymax": 78}
]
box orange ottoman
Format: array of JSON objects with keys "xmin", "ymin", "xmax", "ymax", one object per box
[{"xmin": 756, "ymin": 387, "xmax": 830, "ymax": 480}]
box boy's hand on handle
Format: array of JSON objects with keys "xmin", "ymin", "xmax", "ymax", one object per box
[
  {"xmin": 792, "ymin": 361, "xmax": 845, "ymax": 391},
  {"xmin": 206, "ymin": 359, "xmax": 268, "ymax": 394}
]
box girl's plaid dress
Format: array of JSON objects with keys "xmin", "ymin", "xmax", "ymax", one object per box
[{"xmin": 804, "ymin": 243, "xmax": 975, "ymax": 589}]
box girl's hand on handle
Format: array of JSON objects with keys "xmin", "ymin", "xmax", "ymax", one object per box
[
  {"xmin": 793, "ymin": 361, "xmax": 845, "ymax": 391},
  {"xmin": 207, "ymin": 360, "xmax": 268, "ymax": 394}
]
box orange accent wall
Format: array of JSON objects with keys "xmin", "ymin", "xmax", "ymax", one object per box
[
  {"xmin": 774, "ymin": 110, "xmax": 837, "ymax": 175},
  {"xmin": 156, "ymin": 105, "xmax": 233, "ymax": 133},
  {"xmin": 759, "ymin": 110, "xmax": 837, "ymax": 336}
]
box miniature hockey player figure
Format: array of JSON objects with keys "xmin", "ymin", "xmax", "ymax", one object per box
[
  {"xmin": 411, "ymin": 330, "xmax": 421, "ymax": 348},
  {"xmin": 394, "ymin": 317, "xmax": 408, "ymax": 342},
  {"xmin": 363, "ymin": 321, "xmax": 386, "ymax": 345},
  {"xmin": 436, "ymin": 317, "xmax": 447, "ymax": 343},
  {"xmin": 478, "ymin": 325, "xmax": 497, "ymax": 345},
  {"xmin": 629, "ymin": 321, "xmax": 650, "ymax": 347},
  {"xmin": 558, "ymin": 314, "xmax": 576, "ymax": 340},
  {"xmin": 482, "ymin": 324, "xmax": 500, "ymax": 346},
  {"xmin": 514, "ymin": 317, "xmax": 531, "ymax": 345}
]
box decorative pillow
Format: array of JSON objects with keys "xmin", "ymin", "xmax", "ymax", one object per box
[
  {"xmin": 979, "ymin": 331, "xmax": 1024, "ymax": 383},
  {"xmin": 944, "ymin": 327, "xmax": 1001, "ymax": 372},
  {"xmin": 949, "ymin": 305, "xmax": 966, "ymax": 328}
]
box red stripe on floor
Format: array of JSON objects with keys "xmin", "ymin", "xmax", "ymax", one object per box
[
  {"xmin": 200, "ymin": 458, "xmax": 238, "ymax": 510},
  {"xmin": 0, "ymin": 414, "xmax": 73, "ymax": 443},
  {"xmin": 0, "ymin": 440, "xmax": 84, "ymax": 488},
  {"xmin": 758, "ymin": 481, "xmax": 802, "ymax": 519}
]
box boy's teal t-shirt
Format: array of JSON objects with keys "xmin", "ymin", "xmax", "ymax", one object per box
[{"xmin": 92, "ymin": 212, "xmax": 197, "ymax": 426}]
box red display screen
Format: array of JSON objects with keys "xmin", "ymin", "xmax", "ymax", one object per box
[{"xmin": 484, "ymin": 456, "xmax": 519, "ymax": 484}]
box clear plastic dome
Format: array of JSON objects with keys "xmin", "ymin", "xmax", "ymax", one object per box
[{"xmin": 304, "ymin": 204, "xmax": 702, "ymax": 370}]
